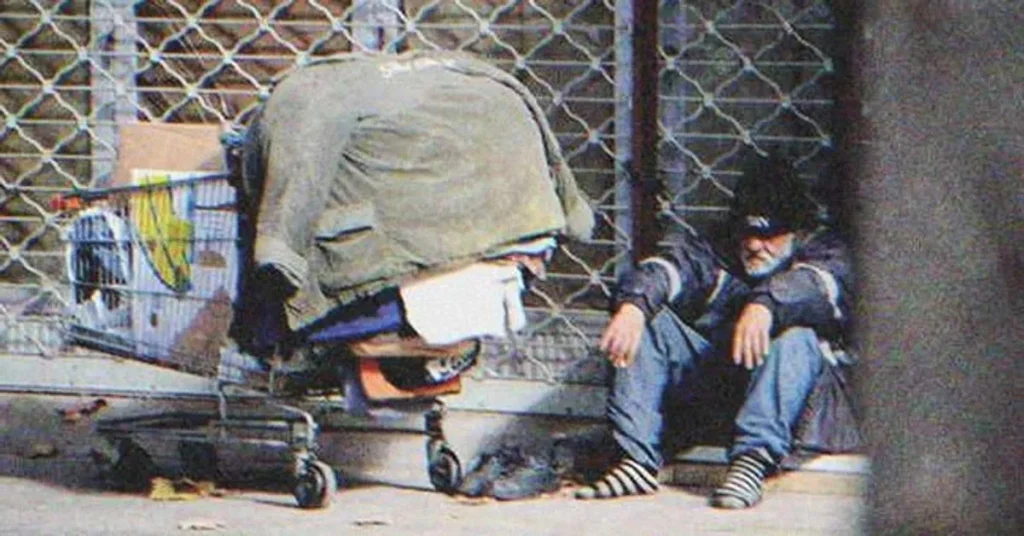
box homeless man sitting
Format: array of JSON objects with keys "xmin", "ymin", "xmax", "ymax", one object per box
[{"xmin": 576, "ymin": 154, "xmax": 857, "ymax": 509}]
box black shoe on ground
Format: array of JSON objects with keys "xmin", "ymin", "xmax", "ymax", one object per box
[
  {"xmin": 491, "ymin": 456, "xmax": 560, "ymax": 501},
  {"xmin": 457, "ymin": 445, "xmax": 526, "ymax": 498}
]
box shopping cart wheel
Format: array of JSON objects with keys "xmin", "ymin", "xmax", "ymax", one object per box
[
  {"xmin": 293, "ymin": 460, "xmax": 337, "ymax": 509},
  {"xmin": 427, "ymin": 439, "xmax": 462, "ymax": 494}
]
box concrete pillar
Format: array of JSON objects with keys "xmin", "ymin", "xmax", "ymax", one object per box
[{"xmin": 850, "ymin": 1, "xmax": 1022, "ymax": 533}]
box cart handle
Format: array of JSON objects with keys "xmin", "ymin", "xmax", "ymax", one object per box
[{"xmin": 48, "ymin": 172, "xmax": 234, "ymax": 212}]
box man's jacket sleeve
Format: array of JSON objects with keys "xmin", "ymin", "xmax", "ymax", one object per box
[
  {"xmin": 614, "ymin": 231, "xmax": 725, "ymax": 318},
  {"xmin": 748, "ymin": 231, "xmax": 853, "ymax": 334}
]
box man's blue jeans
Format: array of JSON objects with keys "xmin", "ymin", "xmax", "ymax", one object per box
[{"xmin": 607, "ymin": 309, "xmax": 825, "ymax": 469}]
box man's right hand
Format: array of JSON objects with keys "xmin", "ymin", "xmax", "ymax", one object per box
[{"xmin": 600, "ymin": 303, "xmax": 646, "ymax": 368}]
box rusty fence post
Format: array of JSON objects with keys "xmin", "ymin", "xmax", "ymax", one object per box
[{"xmin": 629, "ymin": 0, "xmax": 661, "ymax": 262}]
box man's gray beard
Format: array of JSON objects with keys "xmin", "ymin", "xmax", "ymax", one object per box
[{"xmin": 743, "ymin": 242, "xmax": 795, "ymax": 279}]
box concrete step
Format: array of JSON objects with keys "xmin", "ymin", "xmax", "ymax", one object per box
[{"xmin": 663, "ymin": 446, "xmax": 869, "ymax": 496}]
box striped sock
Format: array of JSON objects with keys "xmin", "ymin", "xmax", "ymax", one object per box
[
  {"xmin": 574, "ymin": 457, "xmax": 659, "ymax": 500},
  {"xmin": 710, "ymin": 448, "xmax": 775, "ymax": 509}
]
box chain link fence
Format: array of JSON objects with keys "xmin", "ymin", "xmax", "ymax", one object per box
[
  {"xmin": 658, "ymin": 0, "xmax": 838, "ymax": 239},
  {"xmin": 0, "ymin": 0, "xmax": 839, "ymax": 400}
]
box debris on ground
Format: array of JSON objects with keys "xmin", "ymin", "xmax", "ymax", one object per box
[
  {"xmin": 25, "ymin": 442, "xmax": 58, "ymax": 459},
  {"xmin": 150, "ymin": 478, "xmax": 196, "ymax": 501},
  {"xmin": 453, "ymin": 495, "xmax": 493, "ymax": 506},
  {"xmin": 57, "ymin": 398, "xmax": 108, "ymax": 423},
  {"xmin": 353, "ymin": 517, "xmax": 392, "ymax": 527},
  {"xmin": 181, "ymin": 477, "xmax": 225, "ymax": 498},
  {"xmin": 177, "ymin": 519, "xmax": 226, "ymax": 531},
  {"xmin": 149, "ymin": 477, "xmax": 223, "ymax": 501}
]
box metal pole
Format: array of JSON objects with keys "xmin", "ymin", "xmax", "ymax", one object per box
[
  {"xmin": 828, "ymin": 0, "xmax": 865, "ymax": 239},
  {"xmin": 89, "ymin": 0, "xmax": 138, "ymax": 188},
  {"xmin": 660, "ymin": 0, "xmax": 687, "ymax": 212},
  {"xmin": 629, "ymin": 0, "xmax": 660, "ymax": 261},
  {"xmin": 613, "ymin": 0, "xmax": 634, "ymax": 279}
]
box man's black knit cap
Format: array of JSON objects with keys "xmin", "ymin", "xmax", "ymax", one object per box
[{"xmin": 730, "ymin": 153, "xmax": 819, "ymax": 236}]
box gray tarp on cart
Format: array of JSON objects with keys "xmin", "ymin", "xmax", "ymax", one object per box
[{"xmin": 240, "ymin": 51, "xmax": 593, "ymax": 331}]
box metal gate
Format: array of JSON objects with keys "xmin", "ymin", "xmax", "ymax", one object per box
[{"xmin": 0, "ymin": 1, "xmax": 839, "ymax": 416}]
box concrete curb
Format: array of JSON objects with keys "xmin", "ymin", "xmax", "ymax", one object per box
[{"xmin": 663, "ymin": 446, "xmax": 869, "ymax": 496}]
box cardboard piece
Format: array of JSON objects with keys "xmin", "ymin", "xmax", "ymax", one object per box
[
  {"xmin": 126, "ymin": 170, "xmax": 239, "ymax": 370},
  {"xmin": 112, "ymin": 123, "xmax": 224, "ymax": 187},
  {"xmin": 114, "ymin": 123, "xmax": 235, "ymax": 369}
]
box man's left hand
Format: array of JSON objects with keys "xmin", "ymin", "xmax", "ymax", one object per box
[{"xmin": 731, "ymin": 303, "xmax": 774, "ymax": 370}]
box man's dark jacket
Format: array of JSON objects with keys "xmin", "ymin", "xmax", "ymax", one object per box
[{"xmin": 615, "ymin": 227, "xmax": 860, "ymax": 453}]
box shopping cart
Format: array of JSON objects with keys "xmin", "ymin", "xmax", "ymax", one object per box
[{"xmin": 56, "ymin": 172, "xmax": 463, "ymax": 508}]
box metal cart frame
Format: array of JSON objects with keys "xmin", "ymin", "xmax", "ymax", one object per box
[{"xmin": 59, "ymin": 173, "xmax": 462, "ymax": 508}]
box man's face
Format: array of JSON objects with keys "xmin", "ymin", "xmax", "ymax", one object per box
[{"xmin": 739, "ymin": 231, "xmax": 795, "ymax": 278}]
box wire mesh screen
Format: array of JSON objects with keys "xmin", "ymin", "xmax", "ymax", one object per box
[
  {"xmin": 0, "ymin": 1, "xmax": 838, "ymax": 394},
  {"xmin": 658, "ymin": 0, "xmax": 837, "ymax": 240},
  {"xmin": 0, "ymin": 0, "xmax": 623, "ymax": 388}
]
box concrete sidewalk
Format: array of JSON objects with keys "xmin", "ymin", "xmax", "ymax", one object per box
[
  {"xmin": 0, "ymin": 471, "xmax": 863, "ymax": 536},
  {"xmin": 0, "ymin": 394, "xmax": 864, "ymax": 535}
]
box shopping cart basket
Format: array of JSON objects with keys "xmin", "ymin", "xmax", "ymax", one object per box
[{"xmin": 57, "ymin": 172, "xmax": 463, "ymax": 508}]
